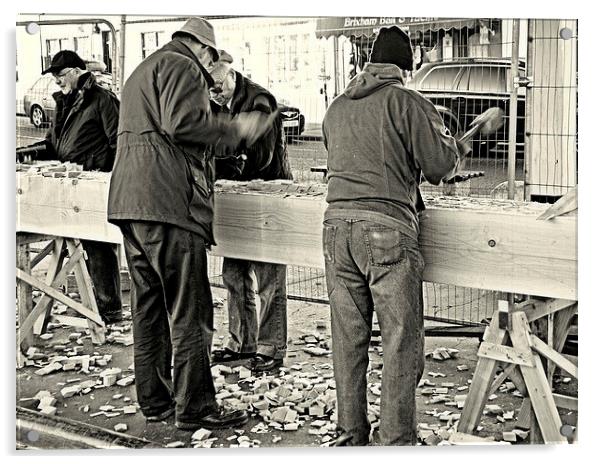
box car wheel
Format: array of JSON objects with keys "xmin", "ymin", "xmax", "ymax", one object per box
[{"xmin": 30, "ymin": 105, "xmax": 45, "ymax": 128}]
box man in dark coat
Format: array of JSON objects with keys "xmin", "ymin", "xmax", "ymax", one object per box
[
  {"xmin": 208, "ymin": 52, "xmax": 292, "ymax": 373},
  {"xmin": 16, "ymin": 50, "xmax": 123, "ymax": 324},
  {"xmin": 107, "ymin": 17, "xmax": 276, "ymax": 430}
]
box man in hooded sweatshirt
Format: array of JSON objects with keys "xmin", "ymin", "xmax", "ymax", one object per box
[{"xmin": 321, "ymin": 26, "xmax": 470, "ymax": 446}]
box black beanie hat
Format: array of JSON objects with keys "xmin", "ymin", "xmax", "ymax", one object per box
[{"xmin": 369, "ymin": 26, "xmax": 413, "ymax": 71}]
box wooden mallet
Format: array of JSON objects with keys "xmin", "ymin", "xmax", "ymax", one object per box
[{"xmin": 459, "ymin": 107, "xmax": 505, "ymax": 144}]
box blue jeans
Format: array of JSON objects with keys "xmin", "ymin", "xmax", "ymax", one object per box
[
  {"xmin": 323, "ymin": 216, "xmax": 425, "ymax": 446},
  {"xmin": 222, "ymin": 258, "xmax": 287, "ymax": 359}
]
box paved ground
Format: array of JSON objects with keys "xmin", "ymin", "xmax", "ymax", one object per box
[{"xmin": 16, "ymin": 285, "xmax": 577, "ymax": 449}]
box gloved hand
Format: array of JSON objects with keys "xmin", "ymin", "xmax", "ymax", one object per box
[
  {"xmin": 16, "ymin": 146, "xmax": 38, "ymax": 163},
  {"xmin": 215, "ymin": 154, "xmax": 247, "ymax": 180}
]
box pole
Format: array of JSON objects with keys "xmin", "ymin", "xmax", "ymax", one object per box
[
  {"xmin": 119, "ymin": 15, "xmax": 127, "ymax": 93},
  {"xmin": 524, "ymin": 20, "xmax": 535, "ymax": 201},
  {"xmin": 507, "ymin": 19, "xmax": 520, "ymax": 201},
  {"xmin": 333, "ymin": 36, "xmax": 339, "ymax": 98}
]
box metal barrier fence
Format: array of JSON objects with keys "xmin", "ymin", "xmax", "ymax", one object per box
[{"xmin": 16, "ymin": 16, "xmax": 577, "ymax": 327}]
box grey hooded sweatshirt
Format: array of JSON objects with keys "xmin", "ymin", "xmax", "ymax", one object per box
[{"xmin": 322, "ymin": 63, "xmax": 462, "ymax": 236}]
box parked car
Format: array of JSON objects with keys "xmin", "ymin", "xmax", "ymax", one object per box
[
  {"xmin": 278, "ymin": 102, "xmax": 305, "ymax": 140},
  {"xmin": 406, "ymin": 58, "xmax": 526, "ymax": 155},
  {"xmin": 23, "ymin": 61, "xmax": 113, "ymax": 128},
  {"xmin": 23, "ymin": 74, "xmax": 60, "ymax": 128}
]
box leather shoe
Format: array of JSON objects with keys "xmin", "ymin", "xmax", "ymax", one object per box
[
  {"xmin": 211, "ymin": 348, "xmax": 255, "ymax": 364},
  {"xmin": 247, "ymin": 354, "xmax": 284, "ymax": 373},
  {"xmin": 145, "ymin": 405, "xmax": 175, "ymax": 422},
  {"xmin": 176, "ymin": 407, "xmax": 249, "ymax": 430}
]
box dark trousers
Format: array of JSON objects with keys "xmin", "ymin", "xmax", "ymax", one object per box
[
  {"xmin": 119, "ymin": 221, "xmax": 217, "ymax": 421},
  {"xmin": 323, "ymin": 217, "xmax": 425, "ymax": 446},
  {"xmin": 80, "ymin": 240, "xmax": 122, "ymax": 323}
]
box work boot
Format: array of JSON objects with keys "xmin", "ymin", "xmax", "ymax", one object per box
[
  {"xmin": 246, "ymin": 354, "xmax": 283, "ymax": 373},
  {"xmin": 145, "ymin": 404, "xmax": 175, "ymax": 422},
  {"xmin": 175, "ymin": 407, "xmax": 249, "ymax": 430},
  {"xmin": 211, "ymin": 347, "xmax": 255, "ymax": 364}
]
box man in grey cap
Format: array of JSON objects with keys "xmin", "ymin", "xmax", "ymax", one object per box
[{"xmin": 108, "ymin": 17, "xmax": 276, "ymax": 431}]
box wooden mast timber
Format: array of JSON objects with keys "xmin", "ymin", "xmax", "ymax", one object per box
[{"xmin": 17, "ymin": 172, "xmax": 577, "ymax": 300}]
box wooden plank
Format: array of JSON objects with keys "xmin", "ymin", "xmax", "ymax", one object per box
[
  {"xmin": 20, "ymin": 242, "xmax": 81, "ymax": 341},
  {"xmin": 509, "ymin": 311, "xmax": 567, "ymax": 443},
  {"xmin": 515, "ymin": 398, "xmax": 531, "ymax": 430},
  {"xmin": 52, "ymin": 315, "xmax": 90, "ymax": 329},
  {"xmin": 489, "ymin": 363, "xmax": 513, "ymax": 395},
  {"xmin": 65, "ymin": 240, "xmax": 105, "ymax": 344},
  {"xmin": 507, "ymin": 364, "xmax": 528, "ymax": 396},
  {"xmin": 537, "ymin": 187, "xmax": 578, "ymax": 220},
  {"xmin": 16, "ymin": 173, "xmax": 122, "ymax": 244},
  {"xmin": 457, "ymin": 312, "xmax": 506, "ymax": 433},
  {"xmin": 530, "ymin": 334, "xmax": 578, "ymax": 379},
  {"xmin": 488, "ymin": 362, "xmax": 527, "ymax": 396},
  {"xmin": 553, "ymin": 393, "xmax": 578, "ymax": 411},
  {"xmin": 16, "ymin": 174, "xmax": 577, "ymax": 299},
  {"xmin": 213, "ymin": 191, "xmax": 324, "ymax": 268},
  {"xmin": 547, "ymin": 313, "xmax": 554, "ymax": 386},
  {"xmin": 526, "ymin": 19, "xmax": 577, "ymax": 198},
  {"xmin": 16, "ymin": 233, "xmax": 55, "ymax": 246},
  {"xmin": 478, "ymin": 341, "xmax": 534, "ymax": 367},
  {"xmin": 553, "ymin": 304, "xmax": 578, "ymax": 353},
  {"xmin": 33, "ymin": 238, "xmax": 64, "ymax": 335},
  {"xmin": 16, "ymin": 243, "xmax": 33, "ymax": 367},
  {"xmin": 16, "ymin": 268, "xmax": 104, "ymax": 326},
  {"xmin": 30, "ymin": 240, "xmax": 55, "ymax": 269},
  {"xmin": 526, "ymin": 298, "xmax": 576, "ymax": 323},
  {"xmin": 419, "ymin": 208, "xmax": 576, "ymax": 300}
]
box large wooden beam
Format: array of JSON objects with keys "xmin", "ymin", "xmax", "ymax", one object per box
[
  {"xmin": 17, "ymin": 173, "xmax": 123, "ymax": 244},
  {"xmin": 16, "ymin": 173, "xmax": 577, "ymax": 299}
]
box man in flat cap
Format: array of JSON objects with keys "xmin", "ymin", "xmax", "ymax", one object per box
[
  {"xmin": 322, "ymin": 26, "xmax": 469, "ymax": 446},
  {"xmin": 16, "ymin": 49, "xmax": 123, "ymax": 326},
  {"xmin": 208, "ymin": 51, "xmax": 292, "ymax": 373},
  {"xmin": 108, "ymin": 17, "xmax": 276, "ymax": 431}
]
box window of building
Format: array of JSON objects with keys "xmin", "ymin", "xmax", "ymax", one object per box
[
  {"xmin": 73, "ymin": 36, "xmax": 91, "ymax": 60},
  {"xmin": 141, "ymin": 31, "xmax": 165, "ymax": 59},
  {"xmin": 289, "ymin": 35, "xmax": 298, "ymax": 72},
  {"xmin": 272, "ymin": 35, "xmax": 287, "ymax": 83},
  {"xmin": 45, "ymin": 38, "xmax": 72, "ymax": 69}
]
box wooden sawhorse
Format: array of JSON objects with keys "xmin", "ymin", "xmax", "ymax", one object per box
[
  {"xmin": 457, "ymin": 298, "xmax": 577, "ymax": 443},
  {"xmin": 16, "ymin": 233, "xmax": 106, "ymax": 368}
]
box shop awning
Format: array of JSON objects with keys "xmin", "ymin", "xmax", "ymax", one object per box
[{"xmin": 315, "ymin": 17, "xmax": 480, "ymax": 39}]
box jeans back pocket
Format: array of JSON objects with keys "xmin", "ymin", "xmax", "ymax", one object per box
[{"xmin": 364, "ymin": 226, "xmax": 406, "ymax": 267}]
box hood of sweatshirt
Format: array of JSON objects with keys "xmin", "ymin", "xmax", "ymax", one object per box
[{"xmin": 344, "ymin": 63, "xmax": 405, "ymax": 100}]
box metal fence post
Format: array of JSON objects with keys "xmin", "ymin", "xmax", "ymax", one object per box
[
  {"xmin": 507, "ymin": 19, "xmax": 521, "ymax": 201},
  {"xmin": 119, "ymin": 15, "xmax": 127, "ymax": 93}
]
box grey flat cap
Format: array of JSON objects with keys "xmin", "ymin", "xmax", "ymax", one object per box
[{"xmin": 173, "ymin": 17, "xmax": 218, "ymax": 61}]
